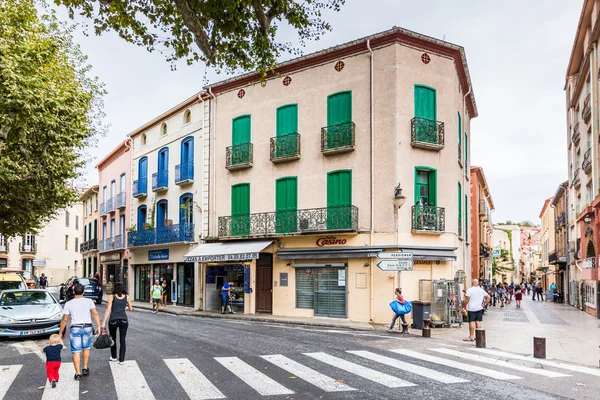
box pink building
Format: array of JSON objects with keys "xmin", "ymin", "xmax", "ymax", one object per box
[{"xmin": 96, "ymin": 140, "xmax": 131, "ymax": 294}]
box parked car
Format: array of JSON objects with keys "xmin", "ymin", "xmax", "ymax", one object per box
[
  {"xmin": 0, "ymin": 271, "xmax": 27, "ymax": 293},
  {"xmin": 0, "ymin": 290, "xmax": 62, "ymax": 338},
  {"xmin": 60, "ymin": 277, "xmax": 102, "ymax": 304}
]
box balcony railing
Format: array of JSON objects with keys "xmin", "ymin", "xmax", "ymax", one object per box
[
  {"xmin": 554, "ymin": 212, "xmax": 566, "ymax": 229},
  {"xmin": 106, "ymin": 197, "xmax": 116, "ymax": 213},
  {"xmin": 99, "ymin": 235, "xmax": 125, "ymax": 253},
  {"xmin": 218, "ymin": 206, "xmax": 359, "ymax": 238},
  {"xmin": 99, "ymin": 202, "xmax": 107, "ymax": 217},
  {"xmin": 582, "ymin": 148, "xmax": 592, "ymax": 173},
  {"xmin": 19, "ymin": 242, "xmax": 37, "ymax": 254},
  {"xmin": 133, "ymin": 178, "xmax": 148, "ymax": 198},
  {"xmin": 0, "ymin": 240, "xmax": 8, "ymax": 253},
  {"xmin": 226, "ymin": 143, "xmax": 253, "ymax": 170},
  {"xmin": 175, "ymin": 162, "xmax": 194, "ymax": 185},
  {"xmin": 127, "ymin": 223, "xmax": 194, "ymax": 247},
  {"xmin": 549, "ymin": 251, "xmax": 558, "ymax": 264},
  {"xmin": 79, "ymin": 238, "xmax": 98, "ymax": 253},
  {"xmin": 479, "ymin": 243, "xmax": 491, "ymax": 258},
  {"xmin": 572, "ymin": 123, "xmax": 580, "ymax": 145},
  {"xmin": 411, "ymin": 205, "xmax": 445, "ymax": 233},
  {"xmin": 321, "ymin": 122, "xmax": 355, "ymax": 154},
  {"xmin": 116, "ymin": 192, "xmax": 126, "ymax": 209},
  {"xmin": 583, "ymin": 94, "xmax": 591, "ymax": 123},
  {"xmin": 478, "ymin": 200, "xmax": 489, "ymax": 221},
  {"xmin": 270, "ymin": 133, "xmax": 301, "ymax": 163},
  {"xmin": 410, "ymin": 117, "xmax": 445, "ymax": 150},
  {"xmin": 458, "ymin": 216, "xmax": 462, "ymax": 236},
  {"xmin": 152, "ymin": 170, "xmax": 168, "ymax": 192},
  {"xmin": 572, "ymin": 168, "xmax": 581, "ymax": 188}
]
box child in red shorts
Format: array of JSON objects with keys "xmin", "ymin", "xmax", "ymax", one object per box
[{"xmin": 42, "ymin": 334, "xmax": 64, "ymax": 388}]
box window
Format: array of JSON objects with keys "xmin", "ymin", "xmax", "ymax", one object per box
[
  {"xmin": 102, "ymin": 222, "xmax": 107, "ymax": 240},
  {"xmin": 110, "ymin": 218, "xmax": 115, "ymax": 238},
  {"xmin": 458, "ymin": 182, "xmax": 462, "ymax": 236},
  {"xmin": 275, "ymin": 105, "xmax": 299, "ymax": 158},
  {"xmin": 75, "ymin": 238, "xmax": 79, "ymax": 252},
  {"xmin": 24, "ymin": 233, "xmax": 35, "ymax": 249},
  {"xmin": 414, "ymin": 168, "xmax": 437, "ymax": 206},
  {"xmin": 120, "ymin": 173, "xmax": 126, "ymax": 194},
  {"xmin": 95, "ymin": 193, "xmax": 98, "ymax": 210},
  {"xmin": 276, "ymin": 177, "xmax": 298, "ymax": 233},
  {"xmin": 141, "ymin": 133, "xmax": 147, "ymax": 146},
  {"xmin": 102, "ymin": 186, "xmax": 107, "ymax": 202},
  {"xmin": 21, "ymin": 259, "xmax": 32, "ymax": 273},
  {"xmin": 75, "ymin": 216, "xmax": 79, "ymax": 230},
  {"xmin": 156, "ymin": 200, "xmax": 168, "ymax": 227},
  {"xmin": 89, "ymin": 197, "xmax": 92, "ymax": 214},
  {"xmin": 183, "ymin": 109, "xmax": 191, "ymax": 124},
  {"xmin": 65, "ymin": 210, "xmax": 70, "ymax": 227},
  {"xmin": 586, "ymin": 184, "xmax": 593, "ymax": 205},
  {"xmin": 327, "ymin": 170, "xmax": 352, "ymax": 229},
  {"xmin": 158, "ymin": 147, "xmax": 169, "ymax": 172},
  {"xmin": 464, "ymin": 132, "xmax": 468, "ymax": 168},
  {"xmin": 585, "ymin": 281, "xmax": 596, "ymax": 307},
  {"xmin": 138, "ymin": 156, "xmax": 148, "ymax": 180},
  {"xmin": 465, "ymin": 194, "xmax": 468, "ymax": 241},
  {"xmin": 413, "ymin": 85, "xmax": 436, "ymax": 142},
  {"xmin": 179, "ymin": 193, "xmax": 194, "ymax": 226},
  {"xmin": 119, "ymin": 214, "xmax": 125, "ymax": 236},
  {"xmin": 458, "ymin": 112, "xmax": 462, "ymax": 163},
  {"xmin": 296, "ymin": 268, "xmax": 314, "ymax": 309},
  {"xmin": 327, "ymin": 91, "xmax": 352, "ymax": 127},
  {"xmin": 231, "ymin": 183, "xmax": 250, "ymax": 236},
  {"xmin": 232, "ymin": 115, "xmax": 251, "ymax": 145},
  {"xmin": 65, "ymin": 235, "xmax": 69, "ymax": 250},
  {"xmin": 179, "ymin": 137, "xmax": 194, "ymax": 181},
  {"xmin": 160, "ymin": 122, "xmax": 167, "ymax": 136},
  {"xmin": 137, "ymin": 205, "xmax": 147, "ymax": 231},
  {"xmin": 0, "ymin": 258, "xmax": 7, "ymax": 269},
  {"xmin": 110, "ymin": 180, "xmax": 116, "ymax": 198},
  {"xmin": 93, "ymin": 219, "xmax": 97, "ymax": 239}
]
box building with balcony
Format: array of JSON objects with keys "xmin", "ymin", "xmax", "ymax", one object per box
[
  {"xmin": 550, "ymin": 181, "xmax": 570, "ymax": 303},
  {"xmin": 127, "ymin": 93, "xmax": 209, "ymax": 308},
  {"xmin": 97, "ymin": 140, "xmax": 131, "ymax": 294},
  {"xmin": 565, "ymin": 0, "xmax": 600, "ymax": 318},
  {"xmin": 539, "ymin": 197, "xmax": 556, "ymax": 289},
  {"xmin": 0, "ymin": 202, "xmax": 82, "ymax": 284},
  {"xmin": 80, "ymin": 185, "xmax": 99, "ymax": 280},
  {"xmin": 469, "ymin": 167, "xmax": 494, "ymax": 282},
  {"xmin": 187, "ymin": 26, "xmax": 477, "ymax": 324}
]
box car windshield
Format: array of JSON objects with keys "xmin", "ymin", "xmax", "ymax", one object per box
[
  {"xmin": 78, "ymin": 279, "xmax": 99, "ymax": 286},
  {"xmin": 0, "ymin": 281, "xmax": 23, "ymax": 291},
  {"xmin": 0, "ymin": 291, "xmax": 55, "ymax": 306}
]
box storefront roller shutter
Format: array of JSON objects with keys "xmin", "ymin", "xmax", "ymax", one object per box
[
  {"xmin": 315, "ymin": 268, "xmax": 346, "ymax": 318},
  {"xmin": 295, "ymin": 269, "xmax": 314, "ymax": 309}
]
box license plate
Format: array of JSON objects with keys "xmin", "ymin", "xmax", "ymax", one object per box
[
  {"xmin": 20, "ymin": 329, "xmax": 45, "ymax": 336},
  {"xmin": 85, "ymin": 289, "xmax": 94, "ymax": 293}
]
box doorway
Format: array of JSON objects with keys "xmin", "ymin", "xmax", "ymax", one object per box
[
  {"xmin": 256, "ymin": 254, "xmax": 273, "ymax": 313},
  {"xmin": 314, "ymin": 267, "xmax": 347, "ymax": 318},
  {"xmin": 176, "ymin": 263, "xmax": 194, "ymax": 307}
]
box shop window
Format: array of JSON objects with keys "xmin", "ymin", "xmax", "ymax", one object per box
[
  {"xmin": 585, "ymin": 281, "xmax": 596, "ymax": 307},
  {"xmin": 296, "ymin": 269, "xmax": 314, "ymax": 309}
]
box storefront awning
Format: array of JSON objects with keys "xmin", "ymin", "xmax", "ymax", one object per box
[
  {"xmin": 277, "ymin": 245, "xmax": 457, "ymax": 261},
  {"xmin": 184, "ymin": 240, "xmax": 273, "ymax": 263}
]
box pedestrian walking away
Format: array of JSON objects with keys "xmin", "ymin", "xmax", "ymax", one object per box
[
  {"xmin": 102, "ymin": 282, "xmax": 133, "ymax": 364},
  {"xmin": 514, "ymin": 284, "xmax": 523, "ymax": 308},
  {"xmin": 161, "ymin": 279, "xmax": 168, "ymax": 310},
  {"xmin": 42, "ymin": 334, "xmax": 64, "ymax": 388},
  {"xmin": 537, "ymin": 283, "xmax": 544, "ymax": 301},
  {"xmin": 387, "ymin": 288, "xmax": 410, "ymax": 332},
  {"xmin": 220, "ymin": 280, "xmax": 236, "ymax": 314},
  {"xmin": 39, "ymin": 273, "xmax": 48, "ymax": 289},
  {"xmin": 531, "ymin": 282, "xmax": 537, "ymax": 301},
  {"xmin": 59, "ymin": 283, "xmax": 101, "ymax": 380},
  {"xmin": 462, "ymin": 279, "xmax": 491, "ymax": 342},
  {"xmin": 150, "ymin": 280, "xmax": 162, "ymax": 313}
]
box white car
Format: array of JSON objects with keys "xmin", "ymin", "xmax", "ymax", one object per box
[{"xmin": 0, "ymin": 289, "xmax": 62, "ymax": 338}]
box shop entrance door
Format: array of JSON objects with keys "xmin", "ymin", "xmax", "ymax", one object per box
[
  {"xmin": 256, "ymin": 254, "xmax": 273, "ymax": 313},
  {"xmin": 314, "ymin": 267, "xmax": 347, "ymax": 318},
  {"xmin": 177, "ymin": 263, "xmax": 194, "ymax": 307}
]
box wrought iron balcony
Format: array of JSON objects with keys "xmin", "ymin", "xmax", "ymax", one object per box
[
  {"xmin": 116, "ymin": 192, "xmax": 126, "ymax": 209},
  {"xmin": 133, "ymin": 178, "xmax": 148, "ymax": 198},
  {"xmin": 554, "ymin": 212, "xmax": 566, "ymax": 229},
  {"xmin": 411, "ymin": 117, "xmax": 444, "ymax": 150},
  {"xmin": 458, "ymin": 216, "xmax": 462, "ymax": 236},
  {"xmin": 80, "ymin": 238, "xmax": 98, "ymax": 253},
  {"xmin": 106, "ymin": 197, "xmax": 116, "ymax": 214},
  {"xmin": 99, "ymin": 202, "xmax": 107, "ymax": 217},
  {"xmin": 226, "ymin": 142, "xmax": 253, "ymax": 170},
  {"xmin": 583, "ymin": 94, "xmax": 591, "ymax": 123},
  {"xmin": 411, "ymin": 205, "xmax": 445, "ymax": 234},
  {"xmin": 99, "ymin": 235, "xmax": 125, "ymax": 253},
  {"xmin": 572, "ymin": 168, "xmax": 581, "ymax": 188},
  {"xmin": 127, "ymin": 223, "xmax": 194, "ymax": 247},
  {"xmin": 152, "ymin": 170, "xmax": 168, "ymax": 192},
  {"xmin": 582, "ymin": 148, "xmax": 592, "ymax": 173},
  {"xmin": 321, "ymin": 122, "xmax": 355, "ymax": 154},
  {"xmin": 19, "ymin": 242, "xmax": 36, "ymax": 254},
  {"xmin": 572, "ymin": 123, "xmax": 580, "ymax": 145},
  {"xmin": 175, "ymin": 162, "xmax": 194, "ymax": 185},
  {"xmin": 549, "ymin": 251, "xmax": 558, "ymax": 264},
  {"xmin": 270, "ymin": 133, "xmax": 301, "ymax": 163},
  {"xmin": 218, "ymin": 206, "xmax": 359, "ymax": 238},
  {"xmin": 479, "ymin": 243, "xmax": 491, "ymax": 258},
  {"xmin": 478, "ymin": 200, "xmax": 489, "ymax": 221}
]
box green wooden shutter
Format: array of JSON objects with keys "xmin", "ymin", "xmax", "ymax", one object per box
[
  {"xmin": 326, "ymin": 92, "xmax": 352, "ymax": 149},
  {"xmin": 414, "ymin": 85, "xmax": 436, "ymax": 142},
  {"xmin": 276, "ymin": 177, "xmax": 298, "ymax": 233},
  {"xmin": 464, "ymin": 133, "xmax": 468, "ymax": 166},
  {"xmin": 93, "ymin": 219, "xmax": 97, "ymax": 240},
  {"xmin": 327, "ymin": 170, "xmax": 352, "ymax": 230},
  {"xmin": 232, "ymin": 115, "xmax": 251, "ymax": 165},
  {"xmin": 458, "ymin": 183, "xmax": 462, "ymax": 236},
  {"xmin": 231, "ymin": 183, "xmax": 250, "ymax": 236},
  {"xmin": 428, "ymin": 170, "xmax": 437, "ymax": 206},
  {"xmin": 458, "ymin": 112, "xmax": 462, "ymax": 161},
  {"xmin": 465, "ymin": 195, "xmax": 469, "ymax": 241},
  {"xmin": 276, "ymin": 105, "xmax": 298, "ymax": 158}
]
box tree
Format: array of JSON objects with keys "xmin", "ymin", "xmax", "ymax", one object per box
[
  {"xmin": 0, "ymin": 0, "xmax": 105, "ymax": 237},
  {"xmin": 54, "ymin": 0, "xmax": 346, "ymax": 77}
]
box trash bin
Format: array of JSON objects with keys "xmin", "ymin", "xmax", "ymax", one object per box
[{"xmin": 411, "ymin": 300, "xmax": 431, "ymax": 329}]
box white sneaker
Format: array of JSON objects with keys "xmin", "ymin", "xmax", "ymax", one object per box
[
  {"xmin": 109, "ymin": 357, "xmax": 117, "ymax": 362},
  {"xmin": 118, "ymin": 361, "xmax": 125, "ymax": 365},
  {"xmin": 386, "ymin": 326, "xmax": 393, "ymax": 332}
]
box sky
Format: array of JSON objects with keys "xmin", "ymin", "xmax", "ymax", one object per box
[{"xmin": 58, "ymin": 0, "xmax": 583, "ymax": 224}]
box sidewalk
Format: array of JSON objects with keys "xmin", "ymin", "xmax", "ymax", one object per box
[{"xmin": 430, "ymin": 293, "xmax": 600, "ymax": 367}]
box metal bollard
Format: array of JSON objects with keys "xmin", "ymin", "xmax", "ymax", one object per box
[
  {"xmin": 401, "ymin": 323, "xmax": 409, "ymax": 334},
  {"xmin": 534, "ymin": 337, "xmax": 546, "ymax": 359},
  {"xmin": 422, "ymin": 318, "xmax": 431, "ymax": 338},
  {"xmin": 475, "ymin": 329, "xmax": 486, "ymax": 348}
]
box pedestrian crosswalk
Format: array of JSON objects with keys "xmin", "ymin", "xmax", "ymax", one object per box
[{"xmin": 0, "ymin": 345, "xmax": 587, "ymax": 399}]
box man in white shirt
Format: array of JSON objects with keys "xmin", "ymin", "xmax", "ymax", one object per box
[
  {"xmin": 59, "ymin": 283, "xmax": 101, "ymax": 380},
  {"xmin": 462, "ymin": 279, "xmax": 490, "ymax": 342}
]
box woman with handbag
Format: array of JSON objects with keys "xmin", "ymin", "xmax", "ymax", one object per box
[
  {"xmin": 387, "ymin": 288, "xmax": 411, "ymax": 332},
  {"xmin": 101, "ymin": 283, "xmax": 133, "ymax": 365}
]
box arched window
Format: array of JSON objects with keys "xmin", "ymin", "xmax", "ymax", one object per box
[
  {"xmin": 138, "ymin": 156, "xmax": 148, "ymax": 180},
  {"xmin": 160, "ymin": 122, "xmax": 167, "ymax": 136},
  {"xmin": 156, "ymin": 200, "xmax": 168, "ymax": 228},
  {"xmin": 183, "ymin": 109, "xmax": 191, "ymax": 124},
  {"xmin": 141, "ymin": 133, "xmax": 147, "ymax": 146},
  {"xmin": 180, "ymin": 193, "xmax": 193, "ymax": 226},
  {"xmin": 158, "ymin": 147, "xmax": 169, "ymax": 172},
  {"xmin": 137, "ymin": 205, "xmax": 147, "ymax": 231}
]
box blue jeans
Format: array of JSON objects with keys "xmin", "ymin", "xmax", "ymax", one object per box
[
  {"xmin": 221, "ymin": 294, "xmax": 230, "ymax": 308},
  {"xmin": 69, "ymin": 326, "xmax": 93, "ymax": 353},
  {"xmin": 389, "ymin": 313, "xmax": 406, "ymax": 328}
]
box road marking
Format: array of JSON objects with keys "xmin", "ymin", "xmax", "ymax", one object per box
[
  {"xmin": 110, "ymin": 360, "xmax": 156, "ymax": 399},
  {"xmin": 262, "ymin": 354, "xmax": 356, "ymax": 392},
  {"xmin": 304, "ymin": 352, "xmax": 415, "ymax": 388},
  {"xmin": 41, "ymin": 363, "xmax": 78, "ymax": 400},
  {"xmin": 215, "ymin": 356, "xmax": 294, "ymax": 396},
  {"xmin": 431, "ymin": 348, "xmax": 571, "ymax": 378},
  {"xmin": 0, "ymin": 365, "xmax": 22, "ymax": 400},
  {"xmin": 471, "ymin": 348, "xmax": 600, "ymax": 376},
  {"xmin": 164, "ymin": 358, "xmax": 226, "ymax": 400},
  {"xmin": 347, "ymin": 350, "xmax": 468, "ymax": 384},
  {"xmin": 10, "ymin": 340, "xmax": 44, "ymax": 361},
  {"xmin": 391, "ymin": 349, "xmax": 522, "ymax": 380}
]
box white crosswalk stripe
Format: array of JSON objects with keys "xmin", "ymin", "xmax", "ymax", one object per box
[
  {"xmin": 41, "ymin": 363, "xmax": 79, "ymax": 400},
  {"xmin": 347, "ymin": 350, "xmax": 469, "ymax": 384},
  {"xmin": 0, "ymin": 365, "xmax": 22, "ymax": 400},
  {"xmin": 164, "ymin": 358, "xmax": 226, "ymax": 400},
  {"xmin": 110, "ymin": 360, "xmax": 156, "ymax": 400},
  {"xmin": 215, "ymin": 356, "xmax": 294, "ymax": 396},
  {"xmin": 431, "ymin": 348, "xmax": 571, "ymax": 378},
  {"xmin": 261, "ymin": 354, "xmax": 356, "ymax": 392},
  {"xmin": 471, "ymin": 348, "xmax": 600, "ymax": 376},
  {"xmin": 305, "ymin": 352, "xmax": 416, "ymax": 388},
  {"xmin": 390, "ymin": 349, "xmax": 522, "ymax": 380}
]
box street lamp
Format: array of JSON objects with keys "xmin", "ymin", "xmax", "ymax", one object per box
[
  {"xmin": 393, "ymin": 184, "xmax": 406, "ymax": 208},
  {"xmin": 584, "ymin": 214, "xmax": 593, "ymax": 237}
]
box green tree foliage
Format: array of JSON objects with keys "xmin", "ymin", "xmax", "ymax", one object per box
[
  {"xmin": 0, "ymin": 0, "xmax": 105, "ymax": 237},
  {"xmin": 54, "ymin": 0, "xmax": 345, "ymax": 77}
]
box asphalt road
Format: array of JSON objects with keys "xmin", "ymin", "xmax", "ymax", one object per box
[{"xmin": 1, "ymin": 305, "xmax": 598, "ymax": 400}]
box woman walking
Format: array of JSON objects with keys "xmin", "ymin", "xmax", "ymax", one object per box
[
  {"xmin": 102, "ymin": 283, "xmax": 133, "ymax": 364},
  {"xmin": 387, "ymin": 288, "xmax": 410, "ymax": 333},
  {"xmin": 514, "ymin": 284, "xmax": 523, "ymax": 308}
]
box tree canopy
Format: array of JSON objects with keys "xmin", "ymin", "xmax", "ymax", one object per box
[
  {"xmin": 54, "ymin": 0, "xmax": 345, "ymax": 77},
  {"xmin": 0, "ymin": 0, "xmax": 105, "ymax": 237}
]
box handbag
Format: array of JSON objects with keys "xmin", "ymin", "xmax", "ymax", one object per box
[
  {"xmin": 93, "ymin": 329, "xmax": 115, "ymax": 350},
  {"xmin": 389, "ymin": 300, "xmax": 412, "ymax": 315}
]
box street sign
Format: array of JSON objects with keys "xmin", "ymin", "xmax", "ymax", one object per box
[
  {"xmin": 376, "ymin": 259, "xmax": 414, "ymax": 271},
  {"xmin": 492, "ymin": 249, "xmax": 501, "ymax": 257},
  {"xmin": 376, "ymin": 252, "xmax": 414, "ymax": 260}
]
